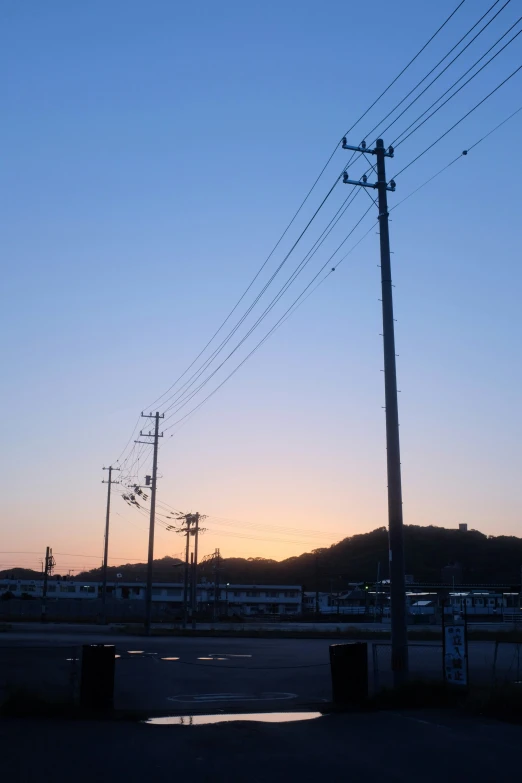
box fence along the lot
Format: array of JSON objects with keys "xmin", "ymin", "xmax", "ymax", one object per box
[
  {"xmin": 372, "ymin": 641, "xmax": 522, "ymax": 693},
  {"xmin": 0, "ymin": 645, "xmax": 80, "ymax": 708}
]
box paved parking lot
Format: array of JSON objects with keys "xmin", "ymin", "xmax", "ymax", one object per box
[{"xmin": 1, "ymin": 628, "xmax": 520, "ymax": 713}]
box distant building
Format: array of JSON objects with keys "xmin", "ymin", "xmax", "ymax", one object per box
[
  {"xmin": 459, "ymin": 523, "xmax": 468, "ymax": 532},
  {"xmin": 0, "ymin": 579, "xmax": 302, "ymax": 617}
]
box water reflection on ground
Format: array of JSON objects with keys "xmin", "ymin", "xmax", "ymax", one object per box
[{"xmin": 145, "ymin": 711, "xmax": 322, "ymax": 726}]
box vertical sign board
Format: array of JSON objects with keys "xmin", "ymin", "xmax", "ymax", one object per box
[{"xmin": 443, "ymin": 623, "xmax": 468, "ymax": 685}]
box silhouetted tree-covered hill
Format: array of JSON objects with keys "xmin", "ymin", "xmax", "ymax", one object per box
[
  {"xmin": 196, "ymin": 526, "xmax": 522, "ymax": 589},
  {"xmin": 4, "ymin": 528, "xmax": 522, "ymax": 589},
  {"xmin": 74, "ymin": 555, "xmax": 183, "ymax": 582},
  {"xmin": 0, "ymin": 567, "xmax": 42, "ymax": 581}
]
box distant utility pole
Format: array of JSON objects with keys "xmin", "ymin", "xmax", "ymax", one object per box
[
  {"xmin": 41, "ymin": 546, "xmax": 55, "ymax": 622},
  {"xmin": 136, "ymin": 411, "xmax": 164, "ymax": 635},
  {"xmin": 191, "ymin": 512, "xmax": 200, "ymax": 628},
  {"xmin": 101, "ymin": 465, "xmax": 120, "ymax": 623},
  {"xmin": 342, "ymin": 137, "xmax": 408, "ymax": 685},
  {"xmin": 213, "ymin": 548, "xmax": 221, "ymax": 622},
  {"xmin": 315, "ymin": 555, "xmax": 320, "ymax": 616},
  {"xmin": 182, "ymin": 515, "xmax": 192, "ymax": 629}
]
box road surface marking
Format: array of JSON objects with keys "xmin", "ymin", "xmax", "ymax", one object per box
[{"xmin": 167, "ymin": 692, "xmax": 297, "ymax": 703}]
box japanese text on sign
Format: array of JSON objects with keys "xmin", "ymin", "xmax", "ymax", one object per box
[{"xmin": 444, "ymin": 624, "xmax": 467, "ymax": 685}]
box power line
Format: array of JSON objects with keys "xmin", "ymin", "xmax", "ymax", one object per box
[
  {"xmin": 391, "ymin": 103, "xmax": 522, "ymax": 210},
  {"xmin": 392, "ymin": 23, "xmax": 522, "ymax": 147},
  {"xmin": 165, "ymin": 95, "xmax": 522, "ymax": 434},
  {"xmin": 160, "ymin": 187, "xmax": 363, "ymax": 418},
  {"xmin": 112, "ymin": 1, "xmax": 467, "ymax": 464},
  {"xmin": 341, "ymin": 0, "xmax": 468, "ymax": 140},
  {"xmin": 162, "ymin": 202, "xmax": 375, "ymax": 431},
  {"xmin": 376, "ymin": 0, "xmax": 517, "ymax": 142},
  {"xmin": 154, "ymin": 176, "xmax": 344, "ymax": 417},
  {"xmin": 393, "ymin": 62, "xmax": 522, "ymax": 178}
]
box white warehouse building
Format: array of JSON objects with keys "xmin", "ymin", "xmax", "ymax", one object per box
[{"xmin": 0, "ymin": 579, "xmax": 303, "ymax": 617}]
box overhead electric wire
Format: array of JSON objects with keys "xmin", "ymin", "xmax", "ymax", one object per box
[
  {"xmin": 124, "ymin": 0, "xmax": 464, "ymax": 425},
  {"xmin": 365, "ymin": 0, "xmax": 512, "ymax": 144},
  {"xmin": 151, "ymin": 4, "xmax": 473, "ymax": 419},
  {"xmin": 377, "ymin": 1, "xmax": 518, "ymax": 143},
  {"xmin": 146, "ymin": 10, "xmax": 500, "ymax": 423},
  {"xmin": 340, "ymin": 0, "xmax": 467, "ymax": 140},
  {"xmin": 162, "ymin": 202, "xmax": 375, "ymax": 431},
  {"xmin": 153, "ymin": 175, "xmax": 345, "ymax": 417},
  {"xmin": 391, "ymin": 102, "xmax": 522, "ymax": 210},
  {"xmin": 391, "ymin": 23, "xmax": 522, "ymax": 147},
  {"xmin": 393, "ymin": 62, "xmax": 522, "ymax": 177},
  {"xmin": 160, "ymin": 186, "xmax": 363, "ymax": 418},
  {"xmin": 111, "ymin": 1, "xmax": 470, "ymax": 464},
  {"xmin": 164, "ymin": 96, "xmax": 522, "ymax": 434}
]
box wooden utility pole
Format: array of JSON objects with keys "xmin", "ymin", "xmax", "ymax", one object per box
[
  {"xmin": 182, "ymin": 516, "xmax": 192, "ymax": 629},
  {"xmin": 191, "ymin": 512, "xmax": 200, "ymax": 628},
  {"xmin": 101, "ymin": 465, "xmax": 120, "ymax": 623},
  {"xmin": 213, "ymin": 549, "xmax": 221, "ymax": 621},
  {"xmin": 342, "ymin": 136, "xmax": 408, "ymax": 685},
  {"xmin": 136, "ymin": 411, "xmax": 164, "ymax": 635}
]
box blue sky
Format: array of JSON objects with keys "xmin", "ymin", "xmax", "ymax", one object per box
[{"xmin": 1, "ymin": 0, "xmax": 521, "ymax": 573}]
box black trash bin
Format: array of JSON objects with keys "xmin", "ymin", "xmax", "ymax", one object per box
[
  {"xmin": 329, "ymin": 642, "xmax": 368, "ymax": 706},
  {"xmin": 80, "ymin": 644, "xmax": 115, "ymax": 712}
]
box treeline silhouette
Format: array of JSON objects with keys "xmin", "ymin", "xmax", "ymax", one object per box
[{"xmin": 3, "ymin": 527, "xmax": 521, "ymax": 590}]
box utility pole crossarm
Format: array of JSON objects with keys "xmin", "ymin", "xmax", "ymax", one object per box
[{"xmin": 341, "ymin": 138, "xmax": 394, "ymax": 156}]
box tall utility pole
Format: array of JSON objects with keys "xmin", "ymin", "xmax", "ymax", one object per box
[
  {"xmin": 101, "ymin": 465, "xmax": 120, "ymax": 623},
  {"xmin": 342, "ymin": 137, "xmax": 408, "ymax": 684},
  {"xmin": 136, "ymin": 411, "xmax": 164, "ymax": 635}
]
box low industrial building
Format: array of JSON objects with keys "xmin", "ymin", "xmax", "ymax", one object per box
[{"xmin": 0, "ymin": 579, "xmax": 302, "ymax": 617}]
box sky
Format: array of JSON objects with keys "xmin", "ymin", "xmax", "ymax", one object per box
[{"xmin": 1, "ymin": 0, "xmax": 521, "ymax": 576}]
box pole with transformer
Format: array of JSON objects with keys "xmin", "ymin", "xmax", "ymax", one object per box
[
  {"xmin": 341, "ymin": 137, "xmax": 408, "ymax": 684},
  {"xmin": 41, "ymin": 547, "xmax": 55, "ymax": 622},
  {"xmin": 101, "ymin": 465, "xmax": 120, "ymax": 623},
  {"xmin": 136, "ymin": 411, "xmax": 164, "ymax": 635}
]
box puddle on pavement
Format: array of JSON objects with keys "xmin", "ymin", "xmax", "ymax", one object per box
[
  {"xmin": 127, "ymin": 650, "xmax": 145, "ymax": 654},
  {"xmin": 145, "ymin": 712, "xmax": 322, "ymax": 726},
  {"xmin": 161, "ymin": 657, "xmax": 180, "ymax": 661}
]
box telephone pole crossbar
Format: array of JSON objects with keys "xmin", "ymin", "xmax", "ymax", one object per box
[{"xmin": 342, "ymin": 137, "xmax": 408, "ymax": 685}]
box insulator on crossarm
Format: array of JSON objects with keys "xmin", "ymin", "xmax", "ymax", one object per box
[
  {"xmin": 342, "ymin": 172, "xmax": 349, "ymax": 183},
  {"xmin": 341, "ymin": 137, "xmax": 348, "ymax": 149},
  {"xmin": 361, "ymin": 174, "xmax": 367, "ymax": 184}
]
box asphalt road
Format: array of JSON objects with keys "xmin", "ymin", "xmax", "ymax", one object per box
[
  {"xmin": 1, "ymin": 628, "xmax": 521, "ymax": 713},
  {"xmin": 2, "ymin": 709, "xmax": 522, "ymax": 783}
]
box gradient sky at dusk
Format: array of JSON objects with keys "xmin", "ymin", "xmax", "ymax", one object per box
[{"xmin": 1, "ymin": 0, "xmax": 521, "ymax": 575}]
